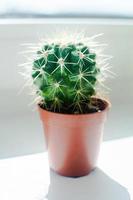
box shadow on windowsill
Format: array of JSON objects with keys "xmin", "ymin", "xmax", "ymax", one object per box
[{"xmin": 44, "ymin": 168, "xmax": 130, "ymax": 200}]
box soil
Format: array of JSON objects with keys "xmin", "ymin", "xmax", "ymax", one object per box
[{"xmin": 39, "ymin": 98, "xmax": 108, "ymax": 115}]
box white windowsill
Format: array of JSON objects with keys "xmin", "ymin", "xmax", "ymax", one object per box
[{"xmin": 0, "ymin": 137, "xmax": 132, "ymax": 199}]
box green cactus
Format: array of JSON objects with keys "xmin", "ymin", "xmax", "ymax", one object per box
[{"xmin": 31, "ymin": 42, "xmax": 101, "ymax": 114}]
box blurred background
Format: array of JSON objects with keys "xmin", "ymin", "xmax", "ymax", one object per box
[{"xmin": 0, "ymin": 0, "xmax": 133, "ymax": 158}]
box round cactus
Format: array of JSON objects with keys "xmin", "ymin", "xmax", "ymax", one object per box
[{"xmin": 31, "ymin": 41, "xmax": 102, "ymax": 114}]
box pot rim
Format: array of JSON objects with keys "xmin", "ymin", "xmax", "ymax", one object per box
[{"xmin": 38, "ymin": 97, "xmax": 111, "ymax": 117}]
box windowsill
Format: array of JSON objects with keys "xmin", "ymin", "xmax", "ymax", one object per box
[{"xmin": 0, "ymin": 137, "xmax": 132, "ymax": 199}]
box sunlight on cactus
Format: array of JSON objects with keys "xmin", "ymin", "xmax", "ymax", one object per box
[{"xmin": 20, "ymin": 32, "xmax": 113, "ymax": 114}]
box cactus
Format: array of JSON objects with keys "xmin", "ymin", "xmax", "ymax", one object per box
[{"xmin": 31, "ymin": 38, "xmax": 108, "ymax": 114}]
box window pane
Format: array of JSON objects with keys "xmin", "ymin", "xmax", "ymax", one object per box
[{"xmin": 0, "ymin": 0, "xmax": 133, "ymax": 18}]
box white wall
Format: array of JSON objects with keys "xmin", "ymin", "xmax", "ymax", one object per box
[{"xmin": 0, "ymin": 19, "xmax": 133, "ymax": 158}]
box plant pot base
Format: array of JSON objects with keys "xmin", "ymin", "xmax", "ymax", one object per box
[{"xmin": 50, "ymin": 167, "xmax": 96, "ymax": 178}]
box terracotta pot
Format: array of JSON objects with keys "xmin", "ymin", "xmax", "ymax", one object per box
[{"xmin": 38, "ymin": 98, "xmax": 110, "ymax": 177}]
